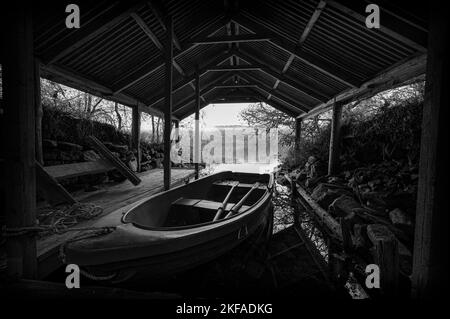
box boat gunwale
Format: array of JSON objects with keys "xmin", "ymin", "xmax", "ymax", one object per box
[{"xmin": 121, "ymin": 171, "xmax": 274, "ymax": 232}]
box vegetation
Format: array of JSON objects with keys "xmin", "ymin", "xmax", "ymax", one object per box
[{"xmin": 239, "ymin": 82, "xmax": 425, "ymax": 170}]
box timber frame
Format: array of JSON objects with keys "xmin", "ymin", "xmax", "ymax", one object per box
[{"xmin": 2, "ymin": 0, "xmax": 448, "ymax": 298}]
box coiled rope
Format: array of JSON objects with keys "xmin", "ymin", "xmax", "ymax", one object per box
[{"xmin": 3, "ymin": 202, "xmax": 105, "ymax": 237}]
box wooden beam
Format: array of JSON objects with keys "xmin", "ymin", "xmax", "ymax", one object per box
[
  {"xmin": 34, "ymin": 60, "xmax": 43, "ymax": 164},
  {"xmin": 214, "ymin": 84, "xmax": 258, "ymax": 89},
  {"xmin": 147, "ymin": 0, "xmax": 182, "ymax": 50},
  {"xmin": 36, "ymin": 162, "xmax": 77, "ymax": 206},
  {"xmin": 233, "ymin": 16, "xmax": 360, "ymax": 88},
  {"xmin": 295, "ymin": 118, "xmax": 302, "ymax": 162},
  {"xmin": 172, "ymin": 73, "xmax": 233, "ymax": 114},
  {"xmin": 194, "ymin": 71, "xmax": 200, "ymax": 179},
  {"xmin": 163, "ymin": 16, "xmax": 173, "ymax": 190},
  {"xmin": 237, "ymin": 72, "xmax": 310, "ymax": 112},
  {"xmin": 191, "ymin": 34, "xmax": 270, "ymax": 45},
  {"xmin": 328, "ymin": 101, "xmax": 343, "ymax": 175},
  {"xmin": 207, "ymin": 65, "xmax": 261, "ymax": 72},
  {"xmin": 45, "ymin": 1, "xmax": 145, "ymax": 64},
  {"xmin": 299, "ymin": 0, "xmax": 327, "ymax": 44},
  {"xmin": 3, "ymin": 6, "xmax": 37, "ymax": 278},
  {"xmin": 40, "ymin": 64, "xmax": 172, "ymax": 119},
  {"xmin": 412, "ymin": 4, "xmax": 448, "ymax": 298},
  {"xmin": 145, "ymin": 51, "xmax": 233, "ymax": 108},
  {"xmin": 299, "ymin": 53, "xmax": 427, "ymax": 119},
  {"xmin": 235, "ymin": 49, "xmax": 329, "ymax": 102},
  {"xmin": 367, "ymin": 224, "xmax": 400, "ymax": 296},
  {"xmin": 131, "ymin": 105, "xmax": 142, "ymax": 172},
  {"xmin": 112, "ymin": 17, "xmax": 231, "ymax": 94},
  {"xmin": 88, "ymin": 136, "xmax": 141, "ymax": 185},
  {"xmin": 326, "ymin": 0, "xmax": 427, "ymax": 52}
]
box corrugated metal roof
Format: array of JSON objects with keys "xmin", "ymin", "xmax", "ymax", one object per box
[{"xmin": 33, "ymin": 0, "xmax": 429, "ymax": 119}]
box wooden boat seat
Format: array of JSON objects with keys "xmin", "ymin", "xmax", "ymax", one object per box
[{"xmin": 172, "ymin": 198, "xmax": 251, "ymax": 212}]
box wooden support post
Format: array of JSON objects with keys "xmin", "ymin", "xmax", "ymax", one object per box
[
  {"xmin": 163, "ymin": 16, "xmax": 173, "ymax": 190},
  {"xmin": 194, "ymin": 69, "xmax": 200, "ymax": 179},
  {"xmin": 367, "ymin": 224, "xmax": 399, "ymax": 297},
  {"xmin": 3, "ymin": 6, "xmax": 37, "ymax": 279},
  {"xmin": 294, "ymin": 118, "xmax": 302, "ymax": 163},
  {"xmin": 131, "ymin": 104, "xmax": 141, "ymax": 172},
  {"xmin": 34, "ymin": 59, "xmax": 43, "ymax": 165},
  {"xmin": 412, "ymin": 4, "xmax": 448, "ymax": 298},
  {"xmin": 328, "ymin": 100, "xmax": 343, "ymax": 176}
]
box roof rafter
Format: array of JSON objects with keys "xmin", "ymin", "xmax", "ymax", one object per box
[
  {"xmin": 191, "ymin": 34, "xmax": 271, "ymax": 45},
  {"xmin": 112, "ymin": 15, "xmax": 231, "ymax": 94},
  {"xmin": 298, "ymin": 53, "xmax": 427, "ymax": 119},
  {"xmin": 278, "ymin": 0, "xmax": 326, "ymax": 79},
  {"xmin": 233, "ymin": 15, "xmax": 360, "ymax": 88},
  {"xmin": 237, "ymin": 72, "xmax": 309, "ymax": 113},
  {"xmin": 235, "ymin": 49, "xmax": 329, "ymax": 102},
  {"xmin": 44, "ymin": 1, "xmax": 146, "ymax": 65},
  {"xmin": 145, "ymin": 50, "xmax": 234, "ymax": 107},
  {"xmin": 326, "ymin": 0, "xmax": 426, "ymax": 52}
]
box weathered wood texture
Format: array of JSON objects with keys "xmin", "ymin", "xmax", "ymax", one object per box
[
  {"xmin": 164, "ymin": 16, "xmax": 173, "ymax": 190},
  {"xmin": 36, "ymin": 161, "xmax": 77, "ymax": 205},
  {"xmin": 412, "ymin": 4, "xmax": 448, "ymax": 298},
  {"xmin": 88, "ymin": 136, "xmax": 141, "ymax": 185},
  {"xmin": 131, "ymin": 105, "xmax": 141, "ymax": 172},
  {"xmin": 367, "ymin": 224, "xmax": 399, "ymax": 296},
  {"xmin": 34, "ymin": 59, "xmax": 43, "ymax": 164},
  {"xmin": 43, "ymin": 160, "xmax": 115, "ymax": 180},
  {"xmin": 194, "ymin": 70, "xmax": 200, "ymax": 179},
  {"xmin": 328, "ymin": 101, "xmax": 343, "ymax": 175},
  {"xmin": 293, "ymin": 182, "xmax": 342, "ymax": 241},
  {"xmin": 37, "ymin": 168, "xmax": 195, "ymax": 279},
  {"xmin": 3, "ymin": 6, "xmax": 37, "ymax": 279}
]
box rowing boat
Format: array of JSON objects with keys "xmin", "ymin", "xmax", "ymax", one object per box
[{"xmin": 64, "ymin": 171, "xmax": 274, "ymax": 282}]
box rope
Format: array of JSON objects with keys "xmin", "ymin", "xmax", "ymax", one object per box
[{"xmin": 3, "ymin": 203, "xmax": 105, "ymax": 237}]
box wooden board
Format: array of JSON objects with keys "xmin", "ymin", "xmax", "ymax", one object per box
[
  {"xmin": 36, "ymin": 161, "xmax": 77, "ymax": 205},
  {"xmin": 37, "ymin": 168, "xmax": 195, "ymax": 279},
  {"xmin": 44, "ymin": 159, "xmax": 115, "ymax": 180},
  {"xmin": 88, "ymin": 135, "xmax": 141, "ymax": 185}
]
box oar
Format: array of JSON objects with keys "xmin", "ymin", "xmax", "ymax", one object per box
[
  {"xmin": 213, "ymin": 181, "xmax": 239, "ymax": 221},
  {"xmin": 225, "ymin": 182, "xmax": 260, "ymax": 219}
]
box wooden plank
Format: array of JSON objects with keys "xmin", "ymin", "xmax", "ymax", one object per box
[
  {"xmin": 37, "ymin": 169, "xmax": 195, "ymax": 278},
  {"xmin": 43, "ymin": 160, "xmax": 115, "ymax": 180},
  {"xmin": 3, "ymin": 6, "xmax": 38, "ymax": 278},
  {"xmin": 328, "ymin": 101, "xmax": 343, "ymax": 175},
  {"xmin": 294, "ymin": 183, "xmax": 342, "ymax": 241},
  {"xmin": 87, "ymin": 136, "xmax": 141, "ymax": 185},
  {"xmin": 164, "ymin": 16, "xmax": 174, "ymax": 191},
  {"xmin": 412, "ymin": 4, "xmax": 448, "ymax": 298},
  {"xmin": 36, "ymin": 162, "xmax": 77, "ymax": 205},
  {"xmin": 367, "ymin": 224, "xmax": 399, "ymax": 296}
]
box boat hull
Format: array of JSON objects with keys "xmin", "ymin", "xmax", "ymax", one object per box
[{"xmin": 64, "ymin": 171, "xmax": 274, "ymax": 282}]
